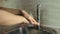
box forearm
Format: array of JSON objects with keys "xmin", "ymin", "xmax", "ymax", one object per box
[
  {"xmin": 0, "ymin": 7, "xmax": 21, "ymax": 14},
  {"xmin": 0, "ymin": 7, "xmax": 31, "ymax": 19}
]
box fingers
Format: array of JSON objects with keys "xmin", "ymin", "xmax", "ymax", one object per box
[
  {"xmin": 28, "ymin": 17, "xmax": 40, "ymax": 26},
  {"xmin": 31, "ymin": 21, "xmax": 40, "ymax": 26},
  {"xmin": 18, "ymin": 9, "xmax": 40, "ymax": 26},
  {"xmin": 22, "ymin": 17, "xmax": 29, "ymax": 24}
]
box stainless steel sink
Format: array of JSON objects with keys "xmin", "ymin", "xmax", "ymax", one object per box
[
  {"xmin": 29, "ymin": 26, "xmax": 57, "ymax": 34},
  {"xmin": 5, "ymin": 25, "xmax": 57, "ymax": 34}
]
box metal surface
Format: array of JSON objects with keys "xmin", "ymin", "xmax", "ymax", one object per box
[{"xmin": 2, "ymin": 24, "xmax": 57, "ymax": 34}]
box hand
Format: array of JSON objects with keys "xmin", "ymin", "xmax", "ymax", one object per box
[
  {"xmin": 27, "ymin": 16, "xmax": 40, "ymax": 26},
  {"xmin": 19, "ymin": 9, "xmax": 40, "ymax": 26}
]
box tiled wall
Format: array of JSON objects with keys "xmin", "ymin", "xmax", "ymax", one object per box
[
  {"xmin": 0, "ymin": 0, "xmax": 22, "ymax": 9},
  {"xmin": 39, "ymin": 0, "xmax": 60, "ymax": 28}
]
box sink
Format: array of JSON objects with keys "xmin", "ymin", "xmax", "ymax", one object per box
[
  {"xmin": 29, "ymin": 26, "xmax": 57, "ymax": 34},
  {"xmin": 5, "ymin": 25, "xmax": 57, "ymax": 34}
]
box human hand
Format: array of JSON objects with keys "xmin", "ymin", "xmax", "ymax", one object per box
[{"xmin": 27, "ymin": 16, "xmax": 40, "ymax": 26}]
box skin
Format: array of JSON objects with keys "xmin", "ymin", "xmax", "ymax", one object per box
[
  {"xmin": 0, "ymin": 10, "xmax": 29, "ymax": 26},
  {"xmin": 0, "ymin": 7, "xmax": 40, "ymax": 26}
]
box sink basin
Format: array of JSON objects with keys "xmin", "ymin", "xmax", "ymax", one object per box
[
  {"xmin": 29, "ymin": 26, "xmax": 57, "ymax": 34},
  {"xmin": 4, "ymin": 25, "xmax": 57, "ymax": 34}
]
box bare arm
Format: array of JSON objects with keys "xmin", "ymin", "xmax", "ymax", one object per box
[
  {"xmin": 0, "ymin": 10, "xmax": 29, "ymax": 26},
  {"xmin": 0, "ymin": 7, "xmax": 40, "ymax": 25},
  {"xmin": 0, "ymin": 7, "xmax": 21, "ymax": 14}
]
